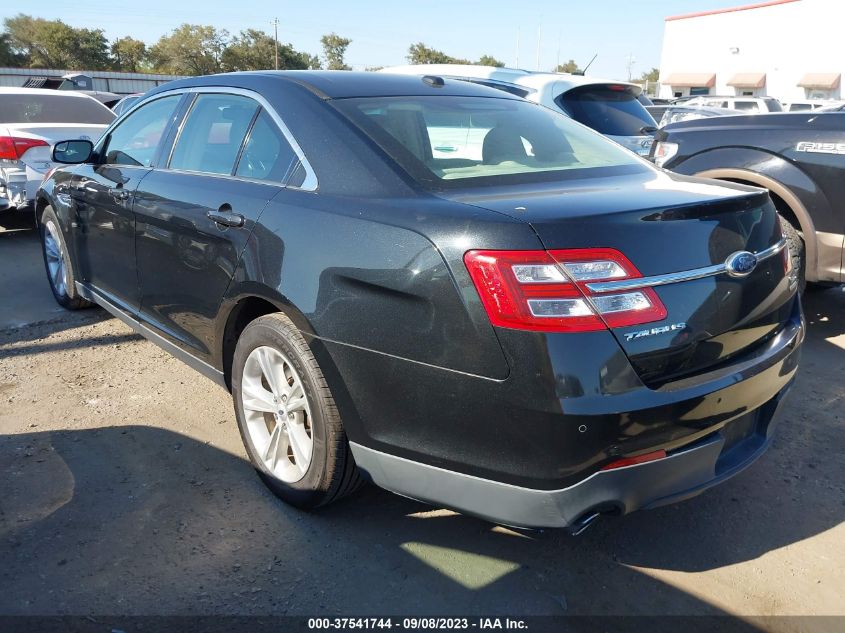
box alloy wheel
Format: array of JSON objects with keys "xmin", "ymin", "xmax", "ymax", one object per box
[
  {"xmin": 44, "ymin": 220, "xmax": 68, "ymax": 297},
  {"xmin": 240, "ymin": 346, "xmax": 314, "ymax": 483}
]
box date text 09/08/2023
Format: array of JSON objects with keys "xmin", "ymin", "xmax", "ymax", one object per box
[{"xmin": 307, "ymin": 617, "xmax": 529, "ymax": 630}]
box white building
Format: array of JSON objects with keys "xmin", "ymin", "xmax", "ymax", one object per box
[{"xmin": 658, "ymin": 0, "xmax": 844, "ymax": 101}]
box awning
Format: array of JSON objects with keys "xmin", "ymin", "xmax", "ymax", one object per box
[
  {"xmin": 663, "ymin": 73, "xmax": 716, "ymax": 88},
  {"xmin": 797, "ymin": 73, "xmax": 841, "ymax": 89},
  {"xmin": 727, "ymin": 72, "xmax": 766, "ymax": 88}
]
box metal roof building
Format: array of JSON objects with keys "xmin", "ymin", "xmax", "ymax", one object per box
[{"xmin": 0, "ymin": 67, "xmax": 189, "ymax": 95}]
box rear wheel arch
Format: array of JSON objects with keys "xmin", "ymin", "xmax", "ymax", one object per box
[{"xmin": 694, "ymin": 168, "xmax": 818, "ymax": 281}]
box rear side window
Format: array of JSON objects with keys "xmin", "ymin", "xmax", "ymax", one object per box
[
  {"xmin": 0, "ymin": 94, "xmax": 115, "ymax": 124},
  {"xmin": 235, "ymin": 110, "xmax": 297, "ymax": 182},
  {"xmin": 170, "ymin": 94, "xmax": 259, "ymax": 175},
  {"xmin": 558, "ymin": 85, "xmax": 656, "ymax": 136},
  {"xmin": 102, "ymin": 95, "xmax": 181, "ymax": 167},
  {"xmin": 734, "ymin": 101, "xmax": 759, "ymax": 112}
]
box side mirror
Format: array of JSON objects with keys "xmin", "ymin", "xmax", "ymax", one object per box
[{"xmin": 52, "ymin": 139, "xmax": 94, "ymax": 164}]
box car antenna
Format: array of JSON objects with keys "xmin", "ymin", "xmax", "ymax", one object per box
[
  {"xmin": 573, "ymin": 54, "xmax": 597, "ymax": 76},
  {"xmin": 422, "ymin": 75, "xmax": 445, "ymax": 87}
]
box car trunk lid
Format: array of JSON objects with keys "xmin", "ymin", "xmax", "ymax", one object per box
[{"xmin": 447, "ymin": 171, "xmax": 796, "ymax": 386}]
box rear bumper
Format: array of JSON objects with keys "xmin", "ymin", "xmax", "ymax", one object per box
[
  {"xmin": 351, "ymin": 382, "xmax": 792, "ymax": 528},
  {"xmin": 344, "ymin": 299, "xmax": 803, "ymax": 528}
]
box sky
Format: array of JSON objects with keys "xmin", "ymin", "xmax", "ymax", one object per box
[{"xmin": 2, "ymin": 0, "xmax": 756, "ymax": 79}]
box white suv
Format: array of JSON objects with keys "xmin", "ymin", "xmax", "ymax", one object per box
[
  {"xmin": 380, "ymin": 65, "xmax": 658, "ymax": 156},
  {"xmin": 684, "ymin": 96, "xmax": 783, "ymax": 113}
]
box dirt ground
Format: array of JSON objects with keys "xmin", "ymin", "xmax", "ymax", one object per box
[{"xmin": 1, "ymin": 220, "xmax": 843, "ymax": 630}]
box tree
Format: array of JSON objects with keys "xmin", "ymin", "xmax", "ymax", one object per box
[
  {"xmin": 4, "ymin": 14, "xmax": 110, "ymax": 69},
  {"xmin": 149, "ymin": 24, "xmax": 228, "ymax": 75},
  {"xmin": 110, "ymin": 36, "xmax": 147, "ymax": 72},
  {"xmin": 0, "ymin": 32, "xmax": 25, "ymax": 66},
  {"xmin": 320, "ymin": 32, "xmax": 351, "ymax": 70},
  {"xmin": 476, "ymin": 55, "xmax": 504, "ymax": 68},
  {"xmin": 407, "ymin": 42, "xmax": 469, "ymax": 65},
  {"xmin": 639, "ymin": 67, "xmax": 659, "ymax": 83},
  {"xmin": 222, "ymin": 29, "xmax": 317, "ymax": 71},
  {"xmin": 555, "ymin": 59, "xmax": 581, "ymax": 74}
]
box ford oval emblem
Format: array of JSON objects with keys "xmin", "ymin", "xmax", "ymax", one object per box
[{"xmin": 725, "ymin": 251, "xmax": 758, "ymax": 278}]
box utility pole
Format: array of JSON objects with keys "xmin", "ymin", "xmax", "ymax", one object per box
[
  {"xmin": 516, "ymin": 26, "xmax": 520, "ymax": 68},
  {"xmin": 625, "ymin": 52, "xmax": 636, "ymax": 81},
  {"xmin": 271, "ymin": 18, "xmax": 280, "ymax": 70},
  {"xmin": 536, "ymin": 21, "xmax": 542, "ymax": 71},
  {"xmin": 556, "ymin": 30, "xmax": 561, "ymax": 72}
]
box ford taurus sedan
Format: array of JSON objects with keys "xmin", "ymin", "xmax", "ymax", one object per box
[{"xmin": 37, "ymin": 71, "xmax": 803, "ymax": 531}]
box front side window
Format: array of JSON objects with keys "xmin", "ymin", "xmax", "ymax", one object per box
[
  {"xmin": 102, "ymin": 95, "xmax": 181, "ymax": 167},
  {"xmin": 235, "ymin": 110, "xmax": 297, "ymax": 182},
  {"xmin": 170, "ymin": 94, "xmax": 259, "ymax": 175},
  {"xmin": 334, "ymin": 95, "xmax": 643, "ymax": 188}
]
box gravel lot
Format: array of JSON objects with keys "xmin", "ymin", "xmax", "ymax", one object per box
[{"xmin": 1, "ymin": 218, "xmax": 843, "ymax": 629}]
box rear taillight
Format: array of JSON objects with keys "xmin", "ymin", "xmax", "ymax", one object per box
[
  {"xmin": 0, "ymin": 136, "xmax": 49, "ymax": 160},
  {"xmin": 464, "ymin": 248, "xmax": 667, "ymax": 333}
]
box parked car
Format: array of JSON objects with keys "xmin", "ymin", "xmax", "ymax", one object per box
[
  {"xmin": 112, "ymin": 93, "xmax": 143, "ymax": 117},
  {"xmin": 37, "ymin": 71, "xmax": 802, "ymax": 531},
  {"xmin": 684, "ymin": 95, "xmax": 783, "ymax": 113},
  {"xmin": 659, "ymin": 104, "xmax": 741, "ymax": 126},
  {"xmin": 0, "ymin": 88, "xmax": 114, "ymax": 213},
  {"xmin": 381, "ymin": 64, "xmax": 658, "ymax": 156},
  {"xmin": 781, "ymin": 99, "xmax": 842, "ymax": 112},
  {"xmin": 651, "ymin": 110, "xmax": 845, "ymax": 291}
]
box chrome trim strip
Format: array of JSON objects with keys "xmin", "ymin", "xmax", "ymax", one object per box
[{"xmin": 585, "ymin": 238, "xmax": 787, "ymax": 294}]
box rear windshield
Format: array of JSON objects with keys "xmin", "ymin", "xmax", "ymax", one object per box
[
  {"xmin": 558, "ymin": 85, "xmax": 656, "ymax": 137},
  {"xmin": 333, "ymin": 95, "xmax": 644, "ymax": 188},
  {"xmin": 0, "ymin": 93, "xmax": 115, "ymax": 124}
]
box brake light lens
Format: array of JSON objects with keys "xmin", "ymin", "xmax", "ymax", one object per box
[
  {"xmin": 0, "ymin": 136, "xmax": 49, "ymax": 160},
  {"xmin": 464, "ymin": 248, "xmax": 667, "ymax": 333},
  {"xmin": 652, "ymin": 141, "xmax": 679, "ymax": 168}
]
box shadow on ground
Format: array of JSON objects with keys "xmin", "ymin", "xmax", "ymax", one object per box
[{"xmin": 0, "ymin": 260, "xmax": 843, "ymax": 626}]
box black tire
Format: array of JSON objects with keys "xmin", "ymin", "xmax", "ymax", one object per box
[
  {"xmin": 778, "ymin": 214, "xmax": 805, "ymax": 294},
  {"xmin": 231, "ymin": 312, "xmax": 363, "ymax": 509},
  {"xmin": 39, "ymin": 205, "xmax": 91, "ymax": 310}
]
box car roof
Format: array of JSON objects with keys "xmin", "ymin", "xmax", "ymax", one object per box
[
  {"xmin": 146, "ymin": 70, "xmax": 523, "ymax": 101},
  {"xmin": 0, "ymin": 86, "xmax": 104, "ymax": 99},
  {"xmin": 380, "ymin": 64, "xmax": 643, "ymax": 95}
]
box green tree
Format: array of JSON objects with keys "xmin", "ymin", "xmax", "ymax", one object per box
[
  {"xmin": 110, "ymin": 36, "xmax": 148, "ymax": 72},
  {"xmin": 149, "ymin": 24, "xmax": 228, "ymax": 75},
  {"xmin": 476, "ymin": 55, "xmax": 504, "ymax": 67},
  {"xmin": 407, "ymin": 42, "xmax": 469, "ymax": 65},
  {"xmin": 222, "ymin": 29, "xmax": 316, "ymax": 71},
  {"xmin": 320, "ymin": 32, "xmax": 351, "ymax": 70},
  {"xmin": 4, "ymin": 14, "xmax": 110, "ymax": 69},
  {"xmin": 0, "ymin": 32, "xmax": 25, "ymax": 66},
  {"xmin": 639, "ymin": 67, "xmax": 659, "ymax": 83},
  {"xmin": 555, "ymin": 59, "xmax": 581, "ymax": 74}
]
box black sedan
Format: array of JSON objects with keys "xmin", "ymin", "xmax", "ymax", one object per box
[{"xmin": 36, "ymin": 71, "xmax": 803, "ymax": 531}]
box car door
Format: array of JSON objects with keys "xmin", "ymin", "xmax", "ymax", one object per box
[
  {"xmin": 134, "ymin": 91, "xmax": 302, "ymax": 363},
  {"xmin": 72, "ymin": 94, "xmax": 183, "ymax": 311}
]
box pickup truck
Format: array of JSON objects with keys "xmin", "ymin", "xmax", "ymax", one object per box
[{"xmin": 651, "ymin": 107, "xmax": 845, "ymax": 290}]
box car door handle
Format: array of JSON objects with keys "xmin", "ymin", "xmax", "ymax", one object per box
[
  {"xmin": 207, "ymin": 209, "xmax": 245, "ymax": 228},
  {"xmin": 109, "ymin": 187, "xmax": 130, "ymax": 201}
]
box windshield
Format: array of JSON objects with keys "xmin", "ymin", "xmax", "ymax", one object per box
[
  {"xmin": 558, "ymin": 85, "xmax": 656, "ymax": 137},
  {"xmin": 0, "ymin": 93, "xmax": 115, "ymax": 124},
  {"xmin": 334, "ymin": 95, "xmax": 644, "ymax": 187}
]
